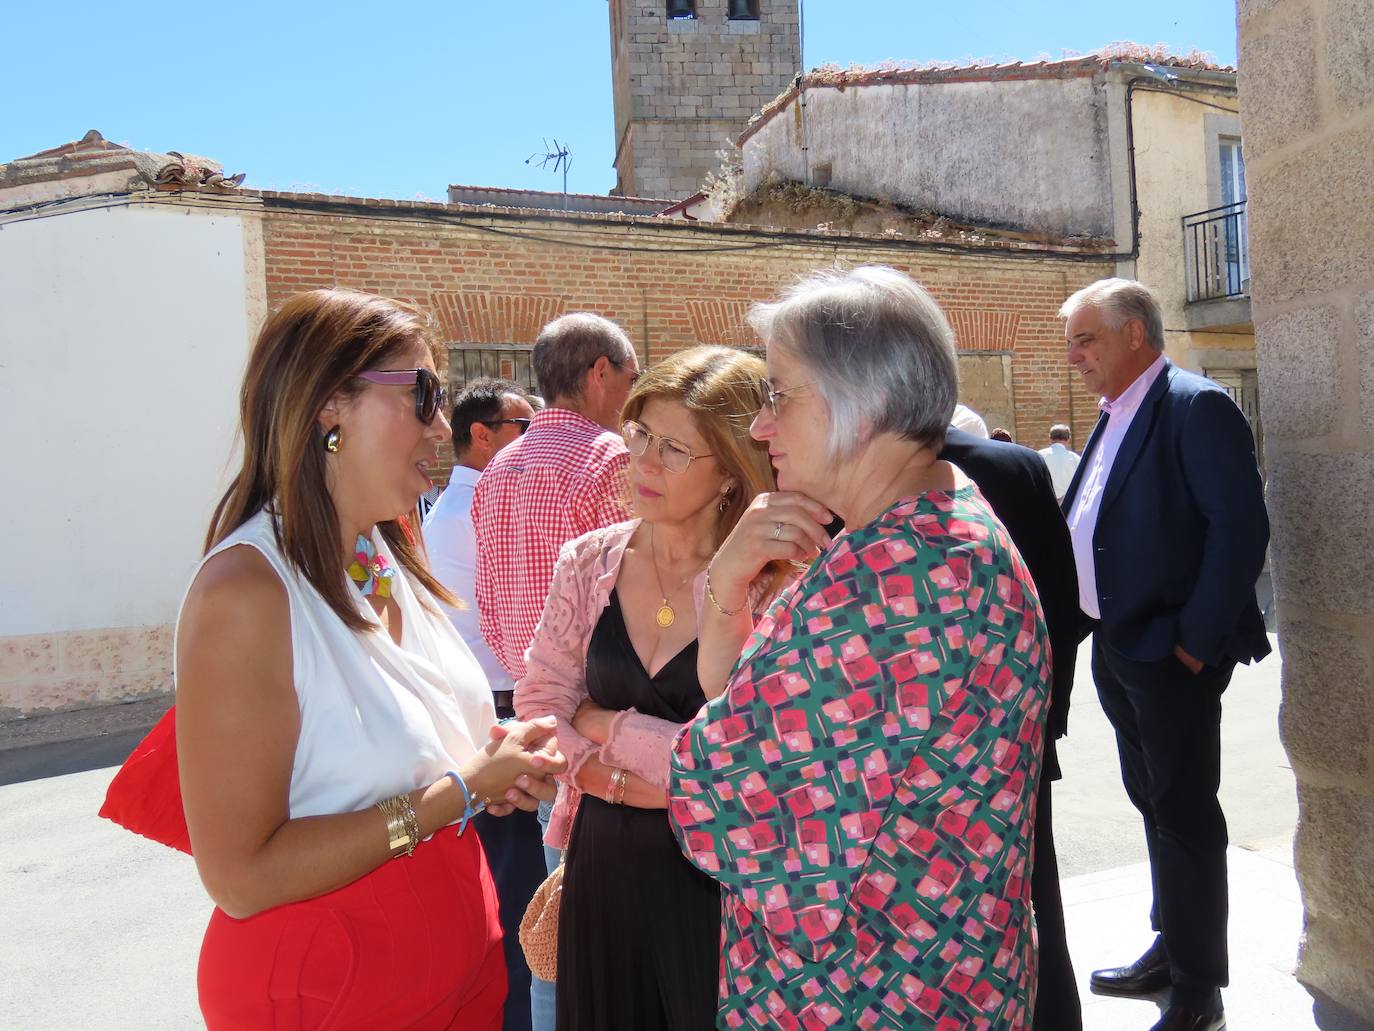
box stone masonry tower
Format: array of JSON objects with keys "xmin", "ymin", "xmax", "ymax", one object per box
[{"xmin": 609, "ymin": 0, "xmax": 801, "ymax": 198}]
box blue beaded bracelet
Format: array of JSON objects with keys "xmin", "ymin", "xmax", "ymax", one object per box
[{"xmin": 445, "ymin": 770, "xmax": 486, "ymax": 837}]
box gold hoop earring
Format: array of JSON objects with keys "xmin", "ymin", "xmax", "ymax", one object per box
[{"xmin": 324, "ymin": 426, "xmax": 342, "ymax": 453}]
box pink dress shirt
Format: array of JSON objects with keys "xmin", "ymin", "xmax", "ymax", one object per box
[{"xmin": 1067, "ymin": 353, "xmax": 1168, "ymax": 618}]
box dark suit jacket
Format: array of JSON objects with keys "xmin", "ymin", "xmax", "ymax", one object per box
[
  {"xmin": 1062, "ymin": 360, "xmax": 1271, "ymax": 667},
  {"xmin": 940, "ymin": 429, "xmax": 1079, "ymax": 780}
]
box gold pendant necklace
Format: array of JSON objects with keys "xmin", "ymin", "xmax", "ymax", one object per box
[
  {"xmin": 649, "ymin": 524, "xmax": 702, "ymax": 630},
  {"xmin": 655, "ymin": 602, "xmax": 676, "ymax": 629}
]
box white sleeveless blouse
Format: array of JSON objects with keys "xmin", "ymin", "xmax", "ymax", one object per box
[{"xmin": 179, "ymin": 509, "xmax": 496, "ymax": 820}]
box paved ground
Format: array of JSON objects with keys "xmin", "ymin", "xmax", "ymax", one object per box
[
  {"xmin": 1053, "ymin": 634, "xmax": 1297, "ymax": 877},
  {"xmin": 2, "ymin": 634, "xmax": 1370, "ymax": 1030},
  {"xmin": 1064, "ymin": 843, "xmax": 1374, "ymax": 1031}
]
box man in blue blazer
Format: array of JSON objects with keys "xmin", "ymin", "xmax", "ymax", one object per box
[{"xmin": 1059, "ymin": 278, "xmax": 1270, "ymax": 1031}]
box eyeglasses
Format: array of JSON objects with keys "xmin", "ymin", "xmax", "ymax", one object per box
[
  {"xmin": 622, "ymin": 420, "xmax": 712, "ymax": 474},
  {"xmin": 756, "ymin": 377, "xmax": 812, "ymax": 416},
  {"xmin": 357, "ymin": 368, "xmax": 447, "ymax": 425},
  {"xmin": 481, "ymin": 418, "xmax": 531, "ymax": 434},
  {"xmin": 599, "ymin": 356, "xmax": 642, "ymax": 385}
]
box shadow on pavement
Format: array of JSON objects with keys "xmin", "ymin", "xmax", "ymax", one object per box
[
  {"xmin": 1314, "ymin": 993, "xmax": 1374, "ymax": 1031},
  {"xmin": 0, "ymin": 728, "xmax": 150, "ymax": 787}
]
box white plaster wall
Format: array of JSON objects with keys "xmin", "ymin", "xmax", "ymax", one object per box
[
  {"xmin": 0, "ymin": 204, "xmax": 248, "ymax": 636},
  {"xmin": 743, "ymin": 77, "xmax": 1115, "ymax": 238}
]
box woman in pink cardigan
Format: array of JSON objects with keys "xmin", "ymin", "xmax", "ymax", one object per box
[{"xmin": 514, "ymin": 345, "xmax": 784, "ymax": 1030}]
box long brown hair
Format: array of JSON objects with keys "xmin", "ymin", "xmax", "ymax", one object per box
[
  {"xmin": 621, "ymin": 344, "xmax": 777, "ymax": 548},
  {"xmin": 207, "ymin": 289, "xmax": 456, "ymax": 632}
]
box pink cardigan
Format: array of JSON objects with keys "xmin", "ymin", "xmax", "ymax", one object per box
[{"xmin": 514, "ymin": 520, "xmax": 700, "ymax": 847}]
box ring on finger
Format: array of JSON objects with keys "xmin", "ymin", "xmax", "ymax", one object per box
[{"xmin": 771, "ymin": 521, "xmax": 784, "ymax": 540}]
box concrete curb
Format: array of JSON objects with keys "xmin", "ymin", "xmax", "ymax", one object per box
[{"xmin": 0, "ymin": 695, "xmax": 169, "ymax": 752}]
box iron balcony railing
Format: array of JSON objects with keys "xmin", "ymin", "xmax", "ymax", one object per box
[{"xmin": 1184, "ymin": 200, "xmax": 1249, "ymax": 302}]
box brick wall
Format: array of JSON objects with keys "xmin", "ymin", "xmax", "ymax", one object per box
[{"xmin": 259, "ymin": 195, "xmax": 1108, "ymax": 481}]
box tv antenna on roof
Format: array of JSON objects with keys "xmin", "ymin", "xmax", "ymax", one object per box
[{"xmin": 526, "ymin": 139, "xmax": 572, "ymax": 210}]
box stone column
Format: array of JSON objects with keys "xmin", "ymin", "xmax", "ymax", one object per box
[{"xmin": 1239, "ymin": 0, "xmax": 1374, "ymax": 1018}]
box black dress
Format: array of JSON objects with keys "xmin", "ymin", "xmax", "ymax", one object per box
[{"xmin": 555, "ymin": 590, "xmax": 720, "ymax": 1031}]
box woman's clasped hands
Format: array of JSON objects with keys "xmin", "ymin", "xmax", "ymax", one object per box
[{"xmin": 474, "ymin": 715, "xmax": 567, "ymax": 816}]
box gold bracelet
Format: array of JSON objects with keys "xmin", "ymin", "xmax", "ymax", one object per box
[
  {"xmin": 376, "ymin": 797, "xmax": 405, "ymax": 856},
  {"xmin": 704, "ymin": 565, "xmax": 746, "ymax": 616},
  {"xmin": 381, "ymin": 796, "xmax": 413, "ymax": 857},
  {"xmin": 376, "ymin": 794, "xmax": 417, "ymax": 858},
  {"xmin": 399, "ymin": 793, "xmax": 421, "ymax": 854}
]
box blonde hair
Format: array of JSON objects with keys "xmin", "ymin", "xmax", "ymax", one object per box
[{"xmin": 620, "ymin": 345, "xmax": 775, "ymax": 550}]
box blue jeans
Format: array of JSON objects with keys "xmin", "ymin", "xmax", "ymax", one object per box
[
  {"xmin": 530, "ymin": 799, "xmax": 558, "ymax": 1031},
  {"xmin": 472, "ymin": 805, "xmax": 546, "ymax": 1031}
]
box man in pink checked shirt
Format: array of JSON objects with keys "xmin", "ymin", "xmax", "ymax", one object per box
[
  {"xmin": 470, "ymin": 312, "xmax": 639, "ymax": 1031},
  {"xmin": 472, "ymin": 313, "xmax": 640, "ymax": 683},
  {"xmin": 1060, "ymin": 278, "xmax": 1269, "ymax": 1031}
]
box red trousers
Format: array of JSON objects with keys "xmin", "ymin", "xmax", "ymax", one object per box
[{"xmin": 199, "ymin": 826, "xmax": 505, "ymax": 1030}]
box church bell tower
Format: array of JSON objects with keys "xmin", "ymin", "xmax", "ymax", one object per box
[{"xmin": 608, "ymin": 0, "xmax": 801, "ymax": 198}]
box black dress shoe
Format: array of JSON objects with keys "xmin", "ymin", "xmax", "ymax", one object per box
[
  {"xmin": 1148, "ymin": 1001, "xmax": 1226, "ymax": 1031},
  {"xmin": 1089, "ymin": 938, "xmax": 1171, "ymax": 996}
]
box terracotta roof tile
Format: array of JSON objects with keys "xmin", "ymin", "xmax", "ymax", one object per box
[
  {"xmin": 1, "ymin": 130, "xmax": 244, "ymax": 196},
  {"xmin": 18, "ymin": 129, "xmax": 130, "ymax": 162}
]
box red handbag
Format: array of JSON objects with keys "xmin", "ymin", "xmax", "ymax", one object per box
[{"xmin": 98, "ymin": 705, "xmax": 192, "ymax": 854}]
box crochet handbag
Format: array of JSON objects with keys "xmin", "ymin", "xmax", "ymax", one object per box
[
  {"xmin": 520, "ymin": 804, "xmax": 573, "ymax": 982},
  {"xmin": 518, "ymin": 854, "xmax": 564, "ymax": 981}
]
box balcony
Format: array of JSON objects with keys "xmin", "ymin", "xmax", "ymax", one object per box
[{"xmin": 1183, "ymin": 201, "xmax": 1252, "ymax": 332}]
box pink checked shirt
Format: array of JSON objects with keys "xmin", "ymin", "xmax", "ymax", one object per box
[
  {"xmin": 1067, "ymin": 353, "xmax": 1168, "ymax": 618},
  {"xmin": 472, "ymin": 407, "xmax": 630, "ymax": 680}
]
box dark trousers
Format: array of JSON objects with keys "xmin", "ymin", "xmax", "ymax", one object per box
[
  {"xmin": 1031, "ymin": 768, "xmax": 1082, "ymax": 1031},
  {"xmin": 472, "ymin": 805, "xmax": 549, "ymax": 1031},
  {"xmin": 1092, "ymin": 635, "xmax": 1232, "ymax": 1005}
]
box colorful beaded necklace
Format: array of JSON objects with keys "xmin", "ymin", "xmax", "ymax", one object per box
[{"xmin": 347, "ymin": 535, "xmax": 395, "ymax": 599}]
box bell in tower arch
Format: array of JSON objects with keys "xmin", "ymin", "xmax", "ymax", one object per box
[
  {"xmin": 666, "ymin": 0, "xmax": 695, "ymax": 19},
  {"xmin": 728, "ymin": 0, "xmax": 759, "ymax": 17}
]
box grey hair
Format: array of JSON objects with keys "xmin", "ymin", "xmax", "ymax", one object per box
[
  {"xmin": 1058, "ymin": 278, "xmax": 1165, "ymax": 352},
  {"xmin": 1049, "ymin": 423, "xmax": 1071, "ymax": 442},
  {"xmin": 531, "ymin": 312, "xmax": 635, "ymax": 403},
  {"xmin": 747, "ymin": 265, "xmax": 959, "ymax": 460}
]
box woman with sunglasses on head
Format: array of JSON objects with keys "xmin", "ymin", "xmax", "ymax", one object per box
[
  {"xmin": 101, "ymin": 289, "xmax": 567, "ymax": 1029},
  {"xmin": 513, "ymin": 345, "xmax": 787, "ymax": 1031},
  {"xmin": 668, "ymin": 267, "xmax": 1050, "ymax": 1030}
]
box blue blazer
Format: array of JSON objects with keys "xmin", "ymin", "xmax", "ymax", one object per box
[{"xmin": 1062, "ymin": 361, "xmax": 1271, "ymax": 667}]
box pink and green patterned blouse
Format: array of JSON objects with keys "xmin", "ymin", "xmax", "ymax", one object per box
[{"xmin": 669, "ymin": 486, "xmax": 1050, "ymax": 1030}]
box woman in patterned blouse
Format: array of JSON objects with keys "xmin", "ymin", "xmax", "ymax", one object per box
[{"xmin": 669, "ymin": 266, "xmax": 1052, "ymax": 1031}]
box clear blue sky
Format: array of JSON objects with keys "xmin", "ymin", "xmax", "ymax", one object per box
[{"xmin": 4, "ymin": 0, "xmax": 1239, "ymax": 200}]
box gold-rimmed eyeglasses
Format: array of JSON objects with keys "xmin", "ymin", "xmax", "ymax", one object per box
[{"xmin": 622, "ymin": 420, "xmax": 712, "ymax": 474}]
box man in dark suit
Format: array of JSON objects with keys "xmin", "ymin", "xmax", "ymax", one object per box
[
  {"xmin": 1059, "ymin": 278, "xmax": 1270, "ymax": 1031},
  {"xmin": 940, "ymin": 429, "xmax": 1083, "ymax": 1031}
]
